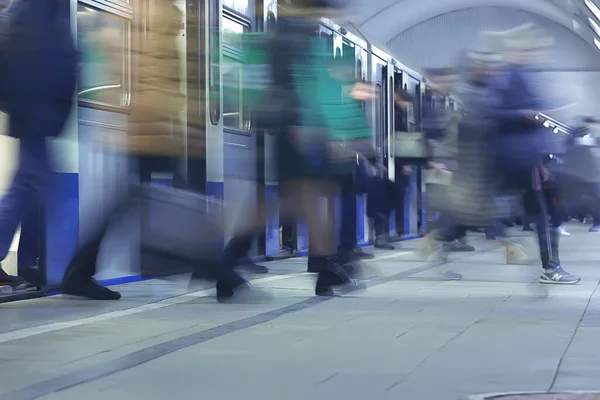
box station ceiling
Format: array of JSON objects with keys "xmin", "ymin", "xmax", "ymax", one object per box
[{"xmin": 344, "ymin": 0, "xmax": 600, "ymax": 54}]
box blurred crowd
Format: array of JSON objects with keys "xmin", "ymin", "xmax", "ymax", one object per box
[{"xmin": 2, "ymin": 0, "xmax": 600, "ymax": 302}]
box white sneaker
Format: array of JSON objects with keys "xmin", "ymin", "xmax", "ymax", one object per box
[{"xmin": 555, "ymin": 226, "xmax": 571, "ymax": 237}]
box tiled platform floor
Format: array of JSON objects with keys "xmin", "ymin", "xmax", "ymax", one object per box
[{"xmin": 0, "ymin": 224, "xmax": 599, "ymax": 400}]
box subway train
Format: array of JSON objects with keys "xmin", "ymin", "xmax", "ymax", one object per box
[{"xmin": 0, "ymin": 0, "xmax": 461, "ymax": 299}]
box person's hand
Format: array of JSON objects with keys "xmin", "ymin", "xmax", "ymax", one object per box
[
  {"xmin": 376, "ymin": 163, "xmax": 387, "ymax": 173},
  {"xmin": 351, "ymin": 82, "xmax": 377, "ymax": 101},
  {"xmin": 402, "ymin": 165, "xmax": 412, "ymax": 175}
]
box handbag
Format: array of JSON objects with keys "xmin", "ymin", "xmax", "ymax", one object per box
[
  {"xmin": 424, "ymin": 169, "xmax": 453, "ymax": 186},
  {"xmin": 132, "ymin": 184, "xmax": 224, "ymax": 277},
  {"xmin": 327, "ymin": 137, "xmax": 375, "ymax": 164},
  {"xmin": 392, "ymin": 131, "xmax": 429, "ymax": 161}
]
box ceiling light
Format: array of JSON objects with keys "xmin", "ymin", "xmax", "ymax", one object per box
[
  {"xmin": 585, "ymin": 0, "xmax": 600, "ymax": 21},
  {"xmin": 591, "ymin": 18, "xmax": 600, "ymax": 36},
  {"xmin": 553, "ymin": 128, "xmax": 559, "ymax": 134},
  {"xmin": 595, "ymin": 37, "xmax": 600, "ymax": 50},
  {"xmin": 543, "ymin": 121, "xmax": 551, "ymax": 128}
]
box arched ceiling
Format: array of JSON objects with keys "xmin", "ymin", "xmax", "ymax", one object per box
[{"xmin": 343, "ymin": 0, "xmax": 598, "ymax": 50}]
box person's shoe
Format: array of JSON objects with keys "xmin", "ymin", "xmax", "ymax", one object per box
[
  {"xmin": 501, "ymin": 219, "xmax": 515, "ymax": 228},
  {"xmin": 0, "ymin": 268, "xmax": 26, "ymax": 288},
  {"xmin": 239, "ymin": 262, "xmax": 269, "ymax": 274},
  {"xmin": 374, "ymin": 239, "xmax": 395, "ymax": 250},
  {"xmin": 553, "ymin": 226, "xmax": 571, "ymax": 237},
  {"xmin": 62, "ymin": 278, "xmax": 121, "ymax": 300},
  {"xmin": 590, "ymin": 225, "xmax": 600, "ymax": 233},
  {"xmin": 437, "ymin": 269, "xmax": 462, "ymax": 280},
  {"xmin": 19, "ymin": 266, "xmax": 44, "ymax": 288},
  {"xmin": 443, "ymin": 239, "xmax": 475, "ymax": 252},
  {"xmin": 315, "ymin": 259, "xmax": 365, "ymax": 296},
  {"xmin": 353, "ymin": 248, "xmax": 375, "ymax": 259},
  {"xmin": 539, "ymin": 263, "xmax": 580, "ymax": 285}
]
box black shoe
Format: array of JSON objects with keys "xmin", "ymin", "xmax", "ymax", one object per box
[
  {"xmin": 215, "ymin": 269, "xmax": 248, "ymax": 300},
  {"xmin": 315, "ymin": 259, "xmax": 365, "ymax": 296},
  {"xmin": 374, "ymin": 240, "xmax": 395, "ymax": 250},
  {"xmin": 353, "ymin": 248, "xmax": 375, "ymax": 259},
  {"xmin": 590, "ymin": 225, "xmax": 600, "ymax": 233},
  {"xmin": 238, "ymin": 262, "xmax": 269, "ymax": 274},
  {"xmin": 62, "ymin": 278, "xmax": 121, "ymax": 300},
  {"xmin": 0, "ymin": 268, "xmax": 26, "ymax": 288},
  {"xmin": 19, "ymin": 266, "xmax": 44, "ymax": 288}
]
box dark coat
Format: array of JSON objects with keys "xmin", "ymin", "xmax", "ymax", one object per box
[{"xmin": 2, "ymin": 0, "xmax": 77, "ymax": 139}]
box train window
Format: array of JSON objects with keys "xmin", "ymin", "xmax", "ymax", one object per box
[
  {"xmin": 222, "ymin": 15, "xmax": 251, "ymax": 132},
  {"xmin": 209, "ymin": 1, "xmax": 221, "ymax": 125},
  {"xmin": 77, "ymin": 3, "xmax": 131, "ymax": 108}
]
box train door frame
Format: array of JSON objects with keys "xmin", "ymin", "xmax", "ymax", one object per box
[
  {"xmin": 71, "ymin": 0, "xmax": 136, "ymax": 285},
  {"xmin": 370, "ymin": 52, "xmax": 388, "ymax": 242},
  {"xmin": 185, "ymin": 0, "xmax": 207, "ymax": 195},
  {"xmin": 399, "ymin": 71, "xmax": 422, "ymax": 238},
  {"xmin": 259, "ymin": 0, "xmax": 281, "ymax": 259}
]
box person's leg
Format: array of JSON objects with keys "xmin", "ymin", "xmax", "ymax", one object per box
[
  {"xmin": 338, "ymin": 175, "xmax": 358, "ymax": 255},
  {"xmin": 0, "ymin": 137, "xmax": 49, "ymax": 287},
  {"xmin": 372, "ymin": 177, "xmax": 394, "ymax": 250},
  {"xmin": 522, "ymin": 189, "xmax": 536, "ymax": 231},
  {"xmin": 443, "ymin": 224, "xmax": 475, "ymax": 252},
  {"xmin": 291, "ymin": 179, "xmax": 362, "ymax": 296},
  {"xmin": 531, "ymin": 188, "xmax": 580, "ymax": 284}
]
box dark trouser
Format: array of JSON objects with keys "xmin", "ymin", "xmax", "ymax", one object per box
[
  {"xmin": 434, "ymin": 212, "xmax": 469, "ymax": 242},
  {"xmin": 394, "ymin": 174, "xmax": 410, "ymax": 236},
  {"xmin": 339, "ymin": 175, "xmax": 357, "ymax": 253},
  {"xmin": 525, "ymin": 188, "xmax": 559, "ymax": 267},
  {"xmin": 543, "ymin": 187, "xmax": 565, "ymax": 228},
  {"xmin": 0, "ymin": 136, "xmax": 50, "ymax": 268},
  {"xmin": 367, "ymin": 175, "xmax": 397, "ymax": 239}
]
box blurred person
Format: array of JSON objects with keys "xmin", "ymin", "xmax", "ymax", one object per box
[
  {"xmin": 61, "ymin": 0, "xmax": 211, "ymax": 299},
  {"xmin": 420, "ymin": 71, "xmax": 475, "ymax": 252},
  {"xmin": 220, "ymin": 0, "xmax": 366, "ymax": 297},
  {"xmin": 487, "ymin": 24, "xmax": 579, "ymax": 284},
  {"xmin": 331, "ymin": 76, "xmax": 376, "ymax": 266},
  {"xmin": 559, "ymin": 116, "xmax": 600, "ymax": 232},
  {"xmin": 0, "ymin": 0, "xmax": 77, "ymax": 288},
  {"xmin": 417, "ymin": 50, "xmax": 529, "ymax": 274}
]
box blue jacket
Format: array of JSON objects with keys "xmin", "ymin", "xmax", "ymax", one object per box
[
  {"xmin": 488, "ymin": 67, "xmax": 542, "ymax": 132},
  {"xmin": 2, "ymin": 0, "xmax": 77, "ymax": 139}
]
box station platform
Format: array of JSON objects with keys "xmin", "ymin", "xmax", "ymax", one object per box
[{"xmin": 0, "ymin": 223, "xmax": 599, "ymax": 400}]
